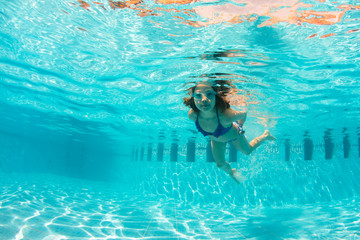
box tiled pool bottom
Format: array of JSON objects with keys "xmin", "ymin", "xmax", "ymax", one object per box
[{"xmin": 1, "ymin": 173, "xmax": 359, "ymax": 240}]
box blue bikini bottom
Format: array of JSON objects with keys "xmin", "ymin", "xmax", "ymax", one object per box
[{"xmin": 226, "ymin": 122, "xmax": 245, "ymax": 143}]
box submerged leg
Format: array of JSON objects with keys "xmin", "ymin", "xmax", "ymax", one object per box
[
  {"xmin": 232, "ymin": 130, "xmax": 276, "ymax": 155},
  {"xmin": 211, "ymin": 140, "xmax": 244, "ymax": 184}
]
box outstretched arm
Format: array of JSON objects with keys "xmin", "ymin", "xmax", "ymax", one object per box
[{"xmin": 228, "ymin": 109, "xmax": 247, "ymax": 125}]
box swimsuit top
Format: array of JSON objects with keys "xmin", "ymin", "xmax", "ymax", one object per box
[{"xmin": 195, "ymin": 108, "xmax": 232, "ymax": 138}]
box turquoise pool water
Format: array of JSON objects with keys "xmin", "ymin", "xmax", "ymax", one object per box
[{"xmin": 1, "ymin": 0, "xmax": 360, "ymax": 239}]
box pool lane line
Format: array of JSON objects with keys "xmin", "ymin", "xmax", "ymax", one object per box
[
  {"xmin": 245, "ymin": 214, "xmax": 321, "ymax": 240},
  {"xmin": 173, "ymin": 164, "xmax": 180, "ymax": 240},
  {"xmin": 174, "ymin": 199, "xmax": 179, "ymax": 240},
  {"xmin": 0, "ymin": 215, "xmax": 48, "ymax": 238},
  {"xmin": 24, "ymin": 225, "xmax": 48, "ymax": 235},
  {"xmin": 341, "ymin": 232, "xmax": 360, "ymax": 240},
  {"xmin": 208, "ymin": 210, "xmax": 248, "ymax": 240},
  {"xmin": 210, "ymin": 208, "xmax": 287, "ymax": 240},
  {"xmin": 285, "ymin": 221, "xmax": 328, "ymax": 240},
  {"xmin": 0, "ymin": 224, "xmax": 17, "ymax": 238},
  {"xmin": 190, "ymin": 205, "xmax": 215, "ymax": 240},
  {"xmin": 117, "ymin": 208, "xmax": 138, "ymax": 238},
  {"xmin": 141, "ymin": 207, "xmax": 157, "ymax": 239},
  {"xmin": 119, "ymin": 209, "xmax": 137, "ymax": 223},
  {"xmin": 254, "ymin": 225, "xmax": 286, "ymax": 240},
  {"xmin": 221, "ymin": 222, "xmax": 249, "ymax": 240},
  {"xmin": 141, "ymin": 199, "xmax": 181, "ymax": 239},
  {"xmin": 50, "ymin": 208, "xmax": 140, "ymax": 239}
]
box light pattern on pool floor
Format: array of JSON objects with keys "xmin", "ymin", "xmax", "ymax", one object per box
[{"xmin": 1, "ymin": 173, "xmax": 359, "ymax": 240}]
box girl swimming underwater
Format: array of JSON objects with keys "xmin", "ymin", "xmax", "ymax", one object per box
[{"xmin": 183, "ymin": 80, "xmax": 276, "ymax": 183}]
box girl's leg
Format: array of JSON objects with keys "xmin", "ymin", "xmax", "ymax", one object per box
[
  {"xmin": 211, "ymin": 140, "xmax": 243, "ymax": 183},
  {"xmin": 232, "ymin": 130, "xmax": 276, "ymax": 155},
  {"xmin": 211, "ymin": 140, "xmax": 233, "ymax": 175}
]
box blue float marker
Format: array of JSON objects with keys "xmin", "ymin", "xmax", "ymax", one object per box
[
  {"xmin": 229, "ymin": 143, "xmax": 237, "ymax": 162},
  {"xmin": 157, "ymin": 143, "xmax": 164, "ymax": 162},
  {"xmin": 324, "ymin": 129, "xmax": 334, "ymax": 160},
  {"xmin": 147, "ymin": 143, "xmax": 152, "ymax": 161},
  {"xmin": 131, "ymin": 147, "xmax": 136, "ymax": 161},
  {"xmin": 284, "ymin": 139, "xmax": 290, "ymax": 161},
  {"xmin": 171, "ymin": 143, "xmax": 178, "ymax": 162},
  {"xmin": 206, "ymin": 140, "xmax": 215, "ymax": 162},
  {"xmin": 134, "ymin": 146, "xmax": 138, "ymax": 162},
  {"xmin": 140, "ymin": 145, "xmax": 144, "ymax": 161},
  {"xmin": 187, "ymin": 139, "xmax": 195, "ymax": 162},
  {"xmin": 343, "ymin": 134, "xmax": 350, "ymax": 159},
  {"xmin": 304, "ymin": 134, "xmax": 313, "ymax": 160}
]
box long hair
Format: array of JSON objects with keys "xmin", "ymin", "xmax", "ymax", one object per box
[{"xmin": 183, "ymin": 80, "xmax": 236, "ymax": 113}]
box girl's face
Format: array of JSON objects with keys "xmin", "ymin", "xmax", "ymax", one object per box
[{"xmin": 193, "ymin": 84, "xmax": 217, "ymax": 112}]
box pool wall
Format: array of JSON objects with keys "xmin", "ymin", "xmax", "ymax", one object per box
[
  {"xmin": 0, "ymin": 130, "xmax": 130, "ymax": 182},
  {"xmin": 1, "ymin": 119, "xmax": 360, "ymax": 207},
  {"xmin": 130, "ymin": 129, "xmax": 360, "ymax": 206}
]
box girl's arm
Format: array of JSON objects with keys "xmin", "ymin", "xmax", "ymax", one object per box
[
  {"xmin": 188, "ymin": 109, "xmax": 196, "ymax": 122},
  {"xmin": 227, "ymin": 109, "xmax": 247, "ymax": 125}
]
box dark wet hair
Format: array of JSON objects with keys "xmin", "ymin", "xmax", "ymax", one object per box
[{"xmin": 183, "ymin": 80, "xmax": 236, "ymax": 113}]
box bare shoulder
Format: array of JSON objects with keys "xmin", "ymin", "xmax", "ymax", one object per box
[{"xmin": 188, "ymin": 109, "xmax": 197, "ymax": 121}]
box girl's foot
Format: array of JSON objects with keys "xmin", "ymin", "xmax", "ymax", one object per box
[
  {"xmin": 231, "ymin": 168, "xmax": 247, "ymax": 184},
  {"xmin": 263, "ymin": 130, "xmax": 276, "ymax": 141}
]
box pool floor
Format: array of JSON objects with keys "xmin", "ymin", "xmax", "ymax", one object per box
[{"xmin": 0, "ymin": 173, "xmax": 359, "ymax": 240}]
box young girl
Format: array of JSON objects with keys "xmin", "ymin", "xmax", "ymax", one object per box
[{"xmin": 183, "ymin": 80, "xmax": 276, "ymax": 183}]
